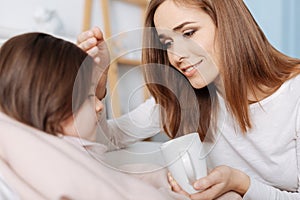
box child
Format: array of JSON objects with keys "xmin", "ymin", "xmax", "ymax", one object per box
[{"xmin": 0, "ymin": 32, "xmax": 184, "ymax": 200}]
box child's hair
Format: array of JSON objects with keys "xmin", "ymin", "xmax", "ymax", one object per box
[{"xmin": 0, "ymin": 32, "xmax": 95, "ymax": 135}]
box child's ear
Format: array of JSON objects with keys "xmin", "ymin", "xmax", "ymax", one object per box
[{"xmin": 59, "ymin": 115, "xmax": 75, "ymax": 137}]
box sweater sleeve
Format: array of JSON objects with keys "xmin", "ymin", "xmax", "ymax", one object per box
[
  {"xmin": 96, "ymin": 97, "xmax": 163, "ymax": 150},
  {"xmin": 243, "ymin": 177, "xmax": 300, "ymax": 200},
  {"xmin": 243, "ymin": 99, "xmax": 300, "ymax": 200}
]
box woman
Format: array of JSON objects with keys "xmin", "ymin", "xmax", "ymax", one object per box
[
  {"xmin": 79, "ymin": 0, "xmax": 300, "ymax": 199},
  {"xmin": 143, "ymin": 0, "xmax": 300, "ymax": 199},
  {"xmin": 0, "ymin": 32, "xmax": 180, "ymax": 200}
]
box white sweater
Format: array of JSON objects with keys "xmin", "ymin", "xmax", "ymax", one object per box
[
  {"xmin": 98, "ymin": 75, "xmax": 300, "ymax": 199},
  {"xmin": 207, "ymin": 75, "xmax": 300, "ymax": 199}
]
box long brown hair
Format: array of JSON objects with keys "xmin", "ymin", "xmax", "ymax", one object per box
[
  {"xmin": 143, "ymin": 0, "xmax": 300, "ymax": 139},
  {"xmin": 0, "ymin": 32, "xmax": 94, "ymax": 135}
]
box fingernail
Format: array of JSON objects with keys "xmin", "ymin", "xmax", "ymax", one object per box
[
  {"xmin": 88, "ymin": 31, "xmax": 93, "ymax": 36},
  {"xmin": 194, "ymin": 181, "xmax": 200, "ymax": 189}
]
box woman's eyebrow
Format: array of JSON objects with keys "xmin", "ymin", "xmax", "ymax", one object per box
[
  {"xmin": 172, "ymin": 21, "xmax": 197, "ymax": 31},
  {"xmin": 158, "ymin": 21, "xmax": 197, "ymax": 39}
]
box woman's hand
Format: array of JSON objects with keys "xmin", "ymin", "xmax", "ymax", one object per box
[
  {"xmin": 77, "ymin": 27, "xmax": 110, "ymax": 99},
  {"xmin": 168, "ymin": 166, "xmax": 249, "ymax": 200},
  {"xmin": 190, "ymin": 166, "xmax": 249, "ymax": 200},
  {"xmin": 77, "ymin": 27, "xmax": 110, "ymax": 69},
  {"xmin": 167, "ymin": 172, "xmax": 191, "ymax": 198}
]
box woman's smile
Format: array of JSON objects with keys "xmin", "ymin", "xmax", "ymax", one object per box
[{"xmin": 181, "ymin": 59, "xmax": 204, "ymax": 77}]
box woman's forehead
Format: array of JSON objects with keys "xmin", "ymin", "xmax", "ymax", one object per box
[{"xmin": 153, "ymin": 1, "xmax": 206, "ymax": 30}]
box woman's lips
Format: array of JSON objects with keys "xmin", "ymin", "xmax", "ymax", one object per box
[{"xmin": 182, "ymin": 60, "xmax": 203, "ymax": 77}]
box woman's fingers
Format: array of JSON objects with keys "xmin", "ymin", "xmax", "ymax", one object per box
[
  {"xmin": 91, "ymin": 27, "xmax": 104, "ymax": 41},
  {"xmin": 168, "ymin": 172, "xmax": 181, "ymax": 191},
  {"xmin": 190, "ymin": 166, "xmax": 242, "ymax": 200},
  {"xmin": 77, "ymin": 27, "xmax": 104, "ymax": 52},
  {"xmin": 190, "ymin": 184, "xmax": 224, "ymax": 200},
  {"xmin": 167, "ymin": 172, "xmax": 190, "ymax": 197},
  {"xmin": 193, "ymin": 169, "xmax": 221, "ymax": 191},
  {"xmin": 78, "ymin": 37, "xmax": 98, "ymax": 52},
  {"xmin": 86, "ymin": 46, "xmax": 99, "ymax": 58},
  {"xmin": 77, "ymin": 30, "xmax": 93, "ymax": 45}
]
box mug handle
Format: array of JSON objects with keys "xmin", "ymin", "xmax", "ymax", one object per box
[{"xmin": 181, "ymin": 151, "xmax": 197, "ymax": 184}]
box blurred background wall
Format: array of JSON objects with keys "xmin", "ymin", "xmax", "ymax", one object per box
[
  {"xmin": 0, "ymin": 0, "xmax": 299, "ymax": 118},
  {"xmin": 244, "ymin": 0, "xmax": 300, "ymax": 58}
]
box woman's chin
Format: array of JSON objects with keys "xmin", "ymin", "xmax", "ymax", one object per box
[{"xmin": 190, "ymin": 81, "xmax": 207, "ymax": 89}]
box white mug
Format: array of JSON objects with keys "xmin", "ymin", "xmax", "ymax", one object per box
[{"xmin": 160, "ymin": 132, "xmax": 207, "ymax": 194}]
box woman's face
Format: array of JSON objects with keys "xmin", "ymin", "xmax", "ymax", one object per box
[{"xmin": 154, "ymin": 0, "xmax": 221, "ymax": 89}]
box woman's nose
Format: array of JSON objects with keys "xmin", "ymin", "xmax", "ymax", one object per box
[
  {"xmin": 169, "ymin": 52, "xmax": 186, "ymax": 64},
  {"xmin": 168, "ymin": 43, "xmax": 189, "ymax": 65}
]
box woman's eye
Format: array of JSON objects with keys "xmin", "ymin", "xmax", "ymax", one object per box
[
  {"xmin": 162, "ymin": 40, "xmax": 173, "ymax": 49},
  {"xmin": 183, "ymin": 30, "xmax": 195, "ymax": 38},
  {"xmin": 164, "ymin": 41, "xmax": 172, "ymax": 49}
]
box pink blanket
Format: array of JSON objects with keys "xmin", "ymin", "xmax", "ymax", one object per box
[
  {"xmin": 0, "ymin": 111, "xmax": 242, "ymax": 200},
  {"xmin": 0, "ymin": 112, "xmax": 184, "ymax": 200}
]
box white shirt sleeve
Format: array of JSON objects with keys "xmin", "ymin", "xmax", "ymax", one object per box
[
  {"xmin": 243, "ymin": 135, "xmax": 300, "ymax": 200},
  {"xmin": 243, "ymin": 177, "xmax": 300, "ymax": 200},
  {"xmin": 96, "ymin": 97, "xmax": 162, "ymax": 150},
  {"xmin": 243, "ymin": 99, "xmax": 300, "ymax": 200}
]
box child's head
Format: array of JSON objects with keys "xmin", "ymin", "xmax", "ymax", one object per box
[{"xmin": 0, "ymin": 32, "xmax": 104, "ymax": 139}]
